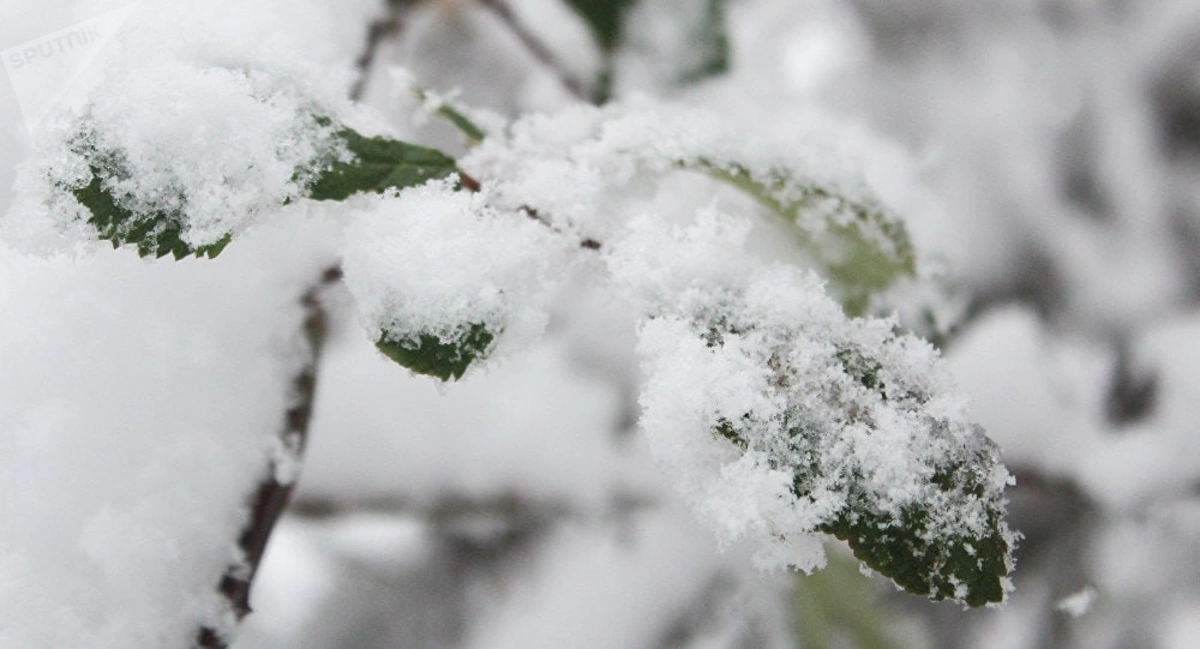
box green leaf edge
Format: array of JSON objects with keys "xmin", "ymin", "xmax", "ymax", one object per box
[
  {"xmin": 68, "ymin": 119, "xmax": 461, "ymax": 259},
  {"xmin": 307, "ymin": 127, "xmax": 461, "ymax": 202},
  {"xmin": 72, "ymin": 170, "xmax": 231, "ymax": 260},
  {"xmin": 711, "ymin": 340, "xmax": 1013, "ymax": 607},
  {"xmin": 716, "ymin": 417, "xmax": 1011, "ymax": 607},
  {"xmin": 375, "ymin": 323, "xmax": 497, "ymax": 382}
]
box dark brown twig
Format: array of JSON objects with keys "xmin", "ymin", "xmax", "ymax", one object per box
[
  {"xmin": 196, "ymin": 266, "xmax": 342, "ymax": 648},
  {"xmin": 457, "ymin": 170, "xmax": 602, "ymax": 250}
]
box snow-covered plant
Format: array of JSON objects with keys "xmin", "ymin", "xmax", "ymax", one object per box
[{"xmin": 6, "ymin": 1, "xmax": 1019, "ymax": 642}]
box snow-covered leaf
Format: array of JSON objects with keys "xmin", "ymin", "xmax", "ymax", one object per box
[
  {"xmin": 690, "ymin": 158, "xmax": 916, "ymax": 316},
  {"xmin": 818, "ymin": 453, "xmax": 1012, "ymax": 606},
  {"xmin": 376, "ymin": 323, "xmax": 497, "ymax": 382},
  {"xmin": 62, "ymin": 118, "xmax": 458, "ymax": 258},
  {"xmin": 625, "ymin": 213, "xmax": 1012, "ymax": 607},
  {"xmin": 341, "ymin": 180, "xmax": 565, "ymax": 384},
  {"xmin": 70, "ymin": 149, "xmax": 231, "ymax": 260},
  {"xmin": 682, "ymin": 296, "xmax": 1011, "ymax": 605},
  {"xmin": 462, "ymin": 100, "xmax": 913, "ymax": 313},
  {"xmin": 20, "ymin": 60, "xmax": 354, "ymax": 259}
]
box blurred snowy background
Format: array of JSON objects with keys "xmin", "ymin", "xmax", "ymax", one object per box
[{"xmin": 1, "ymin": 0, "xmax": 1199, "ymax": 647}]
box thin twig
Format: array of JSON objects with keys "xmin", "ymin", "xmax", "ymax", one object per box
[
  {"xmin": 350, "ymin": 11, "xmax": 404, "ymax": 101},
  {"xmin": 476, "ymin": 0, "xmax": 592, "ymax": 102},
  {"xmin": 196, "ymin": 266, "xmax": 343, "ymax": 648},
  {"xmin": 290, "ymin": 489, "xmax": 658, "ymax": 528},
  {"xmin": 457, "ymin": 170, "xmax": 602, "ymax": 250}
]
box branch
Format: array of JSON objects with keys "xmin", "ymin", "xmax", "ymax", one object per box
[
  {"xmin": 350, "ymin": 8, "xmax": 404, "ymax": 101},
  {"xmin": 290, "ymin": 489, "xmax": 657, "ymax": 529},
  {"xmin": 196, "ymin": 266, "xmax": 343, "ymax": 648},
  {"xmin": 457, "ymin": 171, "xmax": 602, "ymax": 250},
  {"xmin": 476, "ymin": 0, "xmax": 593, "ymax": 103}
]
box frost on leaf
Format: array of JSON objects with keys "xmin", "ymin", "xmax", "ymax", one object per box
[
  {"xmin": 341, "ymin": 180, "xmax": 565, "ymax": 382},
  {"xmin": 59, "ymin": 113, "xmax": 460, "ymax": 259},
  {"xmin": 623, "ymin": 212, "xmax": 1014, "ymax": 607}
]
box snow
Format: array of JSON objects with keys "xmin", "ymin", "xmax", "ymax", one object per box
[
  {"xmin": 340, "ymin": 179, "xmax": 567, "ymax": 361},
  {"xmin": 949, "ymin": 306, "xmax": 1200, "ymax": 512},
  {"xmin": 7, "ymin": 52, "xmax": 352, "ymax": 254},
  {"xmin": 9, "ymin": 0, "xmax": 1198, "ymax": 646},
  {"xmin": 459, "ymin": 97, "xmax": 912, "ymax": 259},
  {"xmin": 947, "ymin": 306, "xmax": 1112, "ymax": 484},
  {"xmin": 0, "ymin": 212, "xmax": 342, "ymax": 646},
  {"xmin": 2, "ymin": 3, "xmax": 1013, "ymax": 631},
  {"xmin": 1056, "ymin": 586, "xmax": 1097, "ymax": 618},
  {"xmin": 617, "ymin": 209, "xmax": 1010, "ymax": 580},
  {"xmin": 0, "ymin": 0, "xmax": 373, "ymax": 644}
]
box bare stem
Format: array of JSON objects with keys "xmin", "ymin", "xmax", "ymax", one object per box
[
  {"xmin": 350, "ymin": 9, "xmax": 404, "ymax": 101},
  {"xmin": 196, "ymin": 266, "xmax": 342, "ymax": 648},
  {"xmin": 290, "ymin": 489, "xmax": 656, "ymax": 527}
]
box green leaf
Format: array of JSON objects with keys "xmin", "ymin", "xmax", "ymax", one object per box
[
  {"xmin": 817, "ymin": 464, "xmax": 1012, "ymax": 607},
  {"xmin": 563, "ymin": 0, "xmax": 636, "ymax": 53},
  {"xmin": 66, "ymin": 120, "xmax": 458, "ymax": 259},
  {"xmin": 716, "ymin": 418, "xmax": 1011, "ymax": 607},
  {"xmin": 705, "ymin": 326, "xmax": 1012, "ymax": 606},
  {"xmin": 71, "ymin": 163, "xmax": 230, "ymax": 260},
  {"xmin": 688, "ymin": 159, "xmax": 917, "ymax": 316},
  {"xmin": 375, "ymin": 324, "xmax": 496, "ymax": 382},
  {"xmin": 713, "ymin": 418, "xmax": 748, "ymax": 450},
  {"xmin": 307, "ymin": 127, "xmax": 460, "ymax": 201}
]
